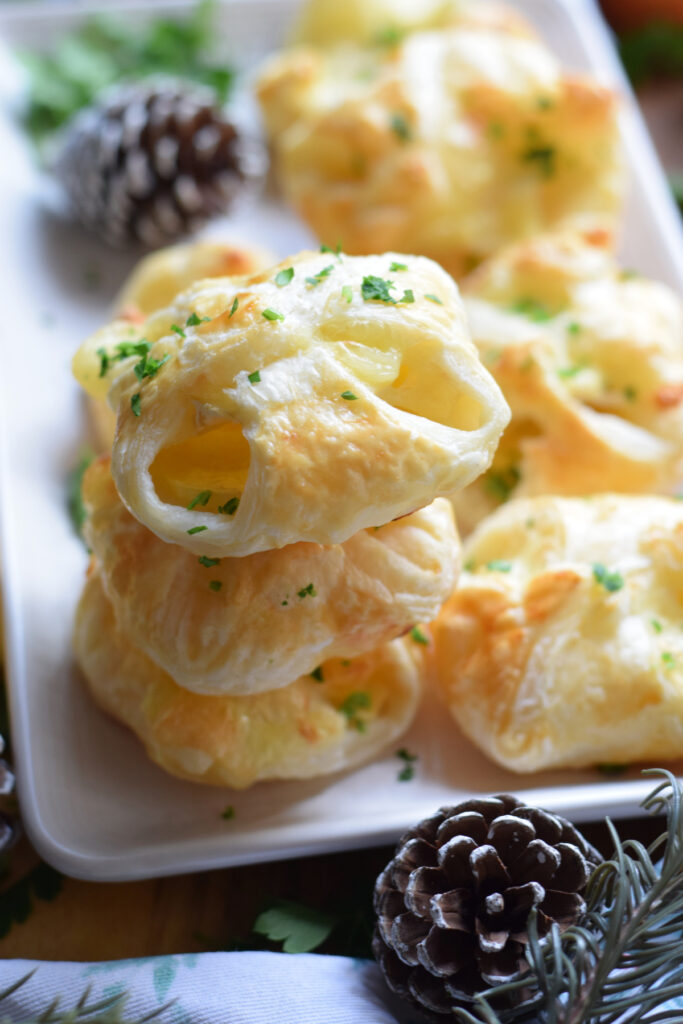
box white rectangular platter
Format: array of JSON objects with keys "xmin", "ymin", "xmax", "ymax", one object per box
[{"xmin": 1, "ymin": 0, "xmax": 682, "ymax": 882}]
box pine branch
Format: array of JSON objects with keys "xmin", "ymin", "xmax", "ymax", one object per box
[{"xmin": 0, "ymin": 969, "xmax": 173, "ymax": 1024}]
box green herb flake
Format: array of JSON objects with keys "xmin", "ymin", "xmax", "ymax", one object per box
[
  {"xmin": 410, "ymin": 626, "xmax": 429, "ymax": 646},
  {"xmin": 522, "ymin": 144, "xmax": 556, "ymax": 178},
  {"xmin": 390, "ymin": 262, "xmax": 408, "ymax": 272},
  {"xmin": 209, "ymin": 579, "xmax": 223, "ymax": 592},
  {"xmin": 424, "ymin": 293, "xmax": 443, "ymax": 305},
  {"xmin": 199, "ymin": 555, "xmax": 220, "ymax": 568},
  {"xmin": 274, "ymin": 267, "xmax": 295, "ymax": 287},
  {"xmin": 229, "ymin": 296, "xmax": 239, "ymax": 317},
  {"xmin": 131, "ymin": 393, "xmax": 141, "ymax": 417},
  {"xmin": 488, "ymin": 121, "xmax": 504, "ymax": 140},
  {"xmin": 362, "ymin": 275, "xmax": 397, "ymax": 304},
  {"xmin": 253, "ymin": 900, "xmax": 337, "ymax": 954},
  {"xmin": 341, "ymin": 285, "xmax": 353, "ymax": 303},
  {"xmin": 486, "ymin": 559, "xmax": 513, "ymax": 572},
  {"xmin": 115, "ymin": 339, "xmax": 151, "ymax": 360},
  {"xmin": 305, "ymin": 265, "xmax": 335, "ymax": 288},
  {"xmin": 187, "ymin": 525, "xmax": 208, "ymax": 535},
  {"xmin": 510, "ymin": 297, "xmax": 553, "ymax": 322},
  {"xmin": 134, "ymin": 351, "xmax": 170, "ymax": 381},
  {"xmin": 320, "ymin": 242, "xmax": 343, "ymax": 258},
  {"xmin": 187, "ymin": 490, "xmax": 212, "ymax": 510},
  {"xmin": 400, "ymin": 289, "xmax": 415, "ymax": 303},
  {"xmin": 262, "ymin": 308, "xmax": 284, "ymax": 322},
  {"xmin": 67, "ymin": 448, "xmax": 94, "ymax": 539},
  {"xmin": 221, "ymin": 804, "xmax": 235, "ymax": 820},
  {"xmin": 662, "ymin": 652, "xmax": 676, "ymax": 668},
  {"xmin": 96, "ymin": 346, "xmax": 110, "ymax": 377},
  {"xmin": 297, "ymin": 583, "xmax": 317, "ymax": 599},
  {"xmin": 485, "ymin": 466, "xmax": 520, "ymax": 503},
  {"xmin": 217, "ymin": 497, "xmax": 240, "ymax": 515},
  {"xmin": 652, "ymin": 619, "xmax": 663, "ymax": 633},
  {"xmin": 536, "ymin": 96, "xmax": 555, "ymax": 110},
  {"xmin": 171, "ymin": 324, "xmax": 185, "ymax": 339},
  {"xmin": 624, "ymin": 386, "xmax": 637, "ymax": 402},
  {"xmin": 592, "ymin": 563, "xmax": 624, "ymax": 593},
  {"xmin": 248, "ymin": 370, "xmax": 261, "ymax": 384},
  {"xmin": 310, "ymin": 666, "xmax": 324, "ymax": 683},
  {"xmin": 558, "ymin": 365, "xmax": 583, "ymax": 380},
  {"xmin": 341, "ymin": 390, "xmax": 358, "ymax": 401},
  {"xmin": 374, "ymin": 25, "xmax": 405, "ymax": 47},
  {"xmin": 464, "ymin": 559, "xmax": 476, "ymax": 572},
  {"xmin": 396, "ymin": 747, "xmax": 418, "ymax": 782},
  {"xmin": 390, "ymin": 112, "xmax": 411, "ymax": 142},
  {"xmin": 186, "ymin": 312, "xmax": 211, "ymax": 326},
  {"xmin": 339, "ymin": 691, "xmax": 372, "ymax": 732},
  {"xmin": 567, "ymin": 321, "xmax": 582, "ymax": 335}
]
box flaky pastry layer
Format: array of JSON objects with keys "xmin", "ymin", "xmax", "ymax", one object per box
[
  {"xmin": 451, "ymin": 230, "xmax": 683, "ymax": 534},
  {"xmin": 74, "ymin": 251, "xmax": 508, "ymax": 556},
  {"xmin": 431, "ymin": 494, "xmax": 683, "ymax": 772},
  {"xmin": 74, "ymin": 570, "xmax": 422, "ymax": 788},
  {"xmin": 83, "ymin": 456, "xmax": 459, "ymax": 696},
  {"xmin": 257, "ymin": 26, "xmax": 623, "ymax": 276}
]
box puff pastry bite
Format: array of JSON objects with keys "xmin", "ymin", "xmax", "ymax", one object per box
[
  {"xmin": 291, "ymin": 0, "xmax": 533, "ymax": 47},
  {"xmin": 86, "ymin": 238, "xmax": 274, "ymax": 452},
  {"xmin": 73, "ymin": 251, "xmax": 508, "ymax": 556},
  {"xmin": 451, "ymin": 231, "xmax": 683, "ymax": 534},
  {"xmin": 83, "ymin": 456, "xmax": 460, "ymax": 695},
  {"xmin": 431, "ymin": 494, "xmax": 683, "ymax": 772},
  {"xmin": 74, "ymin": 569, "xmax": 423, "ymax": 788},
  {"xmin": 256, "ymin": 27, "xmax": 623, "ymax": 276}
]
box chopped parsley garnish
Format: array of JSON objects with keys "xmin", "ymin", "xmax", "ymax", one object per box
[
  {"xmin": 229, "ymin": 296, "xmax": 239, "ymax": 317},
  {"xmin": 275, "ymin": 267, "xmax": 295, "ymax": 287},
  {"xmin": 262, "ymin": 309, "xmax": 284, "ymax": 321},
  {"xmin": 305, "ymin": 264, "xmax": 334, "ymax": 287},
  {"xmin": 99, "ymin": 338, "xmax": 154, "ymax": 378},
  {"xmin": 390, "ymin": 262, "xmax": 408, "ymax": 272},
  {"xmin": 134, "ymin": 351, "xmax": 170, "ymax": 381},
  {"xmin": 209, "ymin": 579, "xmax": 222, "ymax": 592},
  {"xmin": 510, "ymin": 298, "xmax": 553, "ymax": 322},
  {"xmin": 558, "ymin": 365, "xmax": 582, "ymax": 380},
  {"xmin": 536, "ymin": 96, "xmax": 555, "ymax": 110},
  {"xmin": 592, "ymin": 563, "xmax": 624, "ymax": 593},
  {"xmin": 341, "ymin": 391, "xmax": 358, "ymax": 401},
  {"xmin": 341, "ymin": 285, "xmax": 353, "ymax": 303},
  {"xmin": 567, "ymin": 321, "xmax": 582, "ymax": 335},
  {"xmin": 652, "ymin": 618, "xmax": 663, "ymax": 633},
  {"xmin": 464, "ymin": 559, "xmax": 476, "ymax": 572},
  {"xmin": 390, "ymin": 112, "xmax": 411, "ymax": 142},
  {"xmin": 97, "ymin": 347, "xmax": 110, "ymax": 377},
  {"xmin": 374, "ymin": 25, "xmax": 405, "ymax": 47},
  {"xmin": 217, "ymin": 497, "xmax": 239, "ymax": 515},
  {"xmin": 171, "ymin": 324, "xmax": 185, "ymax": 338},
  {"xmin": 221, "ymin": 805, "xmax": 235, "ymax": 820},
  {"xmin": 396, "ymin": 748, "xmax": 418, "ymax": 781},
  {"xmin": 131, "ymin": 393, "xmax": 141, "ymax": 417},
  {"xmin": 662, "ymin": 652, "xmax": 675, "ymax": 668},
  {"xmin": 522, "ymin": 144, "xmax": 556, "ymax": 178},
  {"xmin": 339, "ymin": 691, "xmax": 371, "ymax": 732},
  {"xmin": 187, "ymin": 525, "xmax": 208, "ymax": 535},
  {"xmin": 248, "ymin": 370, "xmax": 261, "ymax": 384},
  {"xmin": 186, "ymin": 312, "xmax": 211, "ymax": 326},
  {"xmin": 485, "ymin": 466, "xmax": 520, "ymax": 503},
  {"xmin": 297, "ymin": 583, "xmax": 317, "ymax": 599},
  {"xmin": 310, "ymin": 666, "xmax": 324, "ymax": 682},
  {"xmin": 199, "ymin": 555, "xmax": 220, "ymax": 568},
  {"xmin": 188, "ymin": 490, "xmax": 212, "ymax": 509},
  {"xmin": 410, "ymin": 626, "xmax": 429, "ymax": 645},
  {"xmin": 361, "ymin": 275, "xmax": 397, "ymax": 304},
  {"xmin": 424, "ymin": 294, "xmax": 443, "ymax": 305},
  {"xmin": 401, "ymin": 289, "xmax": 415, "ymax": 303},
  {"xmin": 486, "ymin": 560, "xmax": 512, "ymax": 572},
  {"xmin": 321, "ymin": 243, "xmax": 342, "ymax": 258},
  {"xmin": 624, "ymin": 386, "xmax": 637, "ymax": 401},
  {"xmin": 488, "ymin": 122, "xmax": 504, "ymax": 140}
]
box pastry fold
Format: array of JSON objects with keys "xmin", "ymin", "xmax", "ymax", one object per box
[
  {"xmin": 257, "ymin": 26, "xmax": 623, "ymax": 276},
  {"xmin": 83, "ymin": 456, "xmax": 460, "ymax": 696},
  {"xmin": 452, "ymin": 230, "xmax": 683, "ymax": 534},
  {"xmin": 431, "ymin": 494, "xmax": 683, "ymax": 772},
  {"xmin": 75, "ymin": 569, "xmax": 422, "ymax": 788},
  {"xmin": 74, "ymin": 251, "xmax": 508, "ymax": 556}
]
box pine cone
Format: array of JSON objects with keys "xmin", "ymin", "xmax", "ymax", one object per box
[
  {"xmin": 373, "ymin": 794, "xmax": 602, "ymax": 1018},
  {"xmin": 0, "ymin": 733, "xmax": 18, "ymax": 853},
  {"xmin": 55, "ymin": 80, "xmax": 265, "ymax": 247}
]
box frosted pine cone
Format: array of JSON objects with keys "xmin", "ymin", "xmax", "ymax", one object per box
[
  {"xmin": 373, "ymin": 794, "xmax": 602, "ymax": 1017},
  {"xmin": 0, "ymin": 732, "xmax": 18, "ymax": 853},
  {"xmin": 55, "ymin": 80, "xmax": 265, "ymax": 247}
]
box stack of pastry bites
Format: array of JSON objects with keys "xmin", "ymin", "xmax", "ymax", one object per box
[{"xmin": 71, "ymin": 250, "xmax": 509, "ymax": 787}]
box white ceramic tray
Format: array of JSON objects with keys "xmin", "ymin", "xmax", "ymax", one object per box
[{"xmin": 1, "ymin": 0, "xmax": 682, "ymax": 882}]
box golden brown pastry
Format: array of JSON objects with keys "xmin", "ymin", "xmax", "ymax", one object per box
[
  {"xmin": 73, "ymin": 251, "xmax": 508, "ymax": 556},
  {"xmin": 87, "ymin": 239, "xmax": 275, "ymax": 451},
  {"xmin": 74, "ymin": 569, "xmax": 423, "ymax": 788},
  {"xmin": 291, "ymin": 0, "xmax": 533, "ymax": 47},
  {"xmin": 83, "ymin": 456, "xmax": 460, "ymax": 696},
  {"xmin": 431, "ymin": 494, "xmax": 683, "ymax": 773},
  {"xmin": 256, "ymin": 28, "xmax": 623, "ymax": 276},
  {"xmin": 451, "ymin": 231, "xmax": 683, "ymax": 534}
]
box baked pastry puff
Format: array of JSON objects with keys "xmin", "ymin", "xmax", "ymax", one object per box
[
  {"xmin": 86, "ymin": 238, "xmax": 275, "ymax": 451},
  {"xmin": 431, "ymin": 494, "xmax": 683, "ymax": 772},
  {"xmin": 74, "ymin": 569, "xmax": 423, "ymax": 788},
  {"xmin": 83, "ymin": 456, "xmax": 460, "ymax": 696},
  {"xmin": 256, "ymin": 26, "xmax": 623, "ymax": 277},
  {"xmin": 73, "ymin": 251, "xmax": 509, "ymax": 557},
  {"xmin": 451, "ymin": 231, "xmax": 683, "ymax": 534}
]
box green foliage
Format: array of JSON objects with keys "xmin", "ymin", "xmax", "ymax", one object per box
[
  {"xmin": 0, "ymin": 969, "xmax": 171, "ymax": 1023},
  {"xmin": 253, "ymin": 899, "xmax": 337, "ymax": 954},
  {"xmin": 619, "ymin": 22, "xmax": 683, "ymax": 86},
  {"xmin": 20, "ymin": 1, "xmax": 234, "ymax": 149},
  {"xmin": 0, "ymin": 861, "xmax": 63, "ymax": 940},
  {"xmin": 448, "ymin": 770, "xmax": 683, "ymax": 1023}
]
